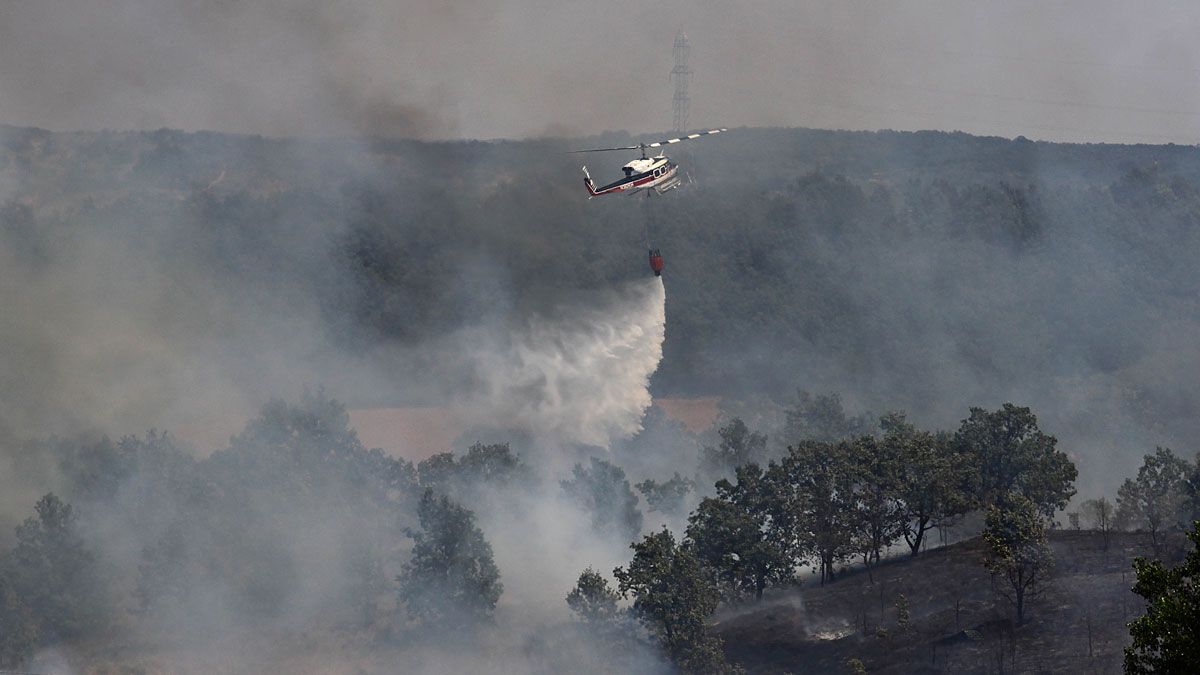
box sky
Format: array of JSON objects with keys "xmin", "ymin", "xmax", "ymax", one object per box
[{"xmin": 2, "ymin": 0, "xmax": 1200, "ymax": 143}]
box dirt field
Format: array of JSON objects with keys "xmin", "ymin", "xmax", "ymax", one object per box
[{"xmin": 170, "ymin": 398, "xmax": 720, "ymax": 461}]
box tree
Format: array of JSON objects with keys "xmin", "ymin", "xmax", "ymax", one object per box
[
  {"xmin": 636, "ymin": 473, "xmax": 695, "ymax": 517},
  {"xmin": 883, "ymin": 415, "xmax": 972, "ymax": 556},
  {"xmin": 982, "ymin": 494, "xmax": 1053, "ymax": 625},
  {"xmin": 1080, "ymin": 497, "xmax": 1116, "ymax": 551},
  {"xmin": 211, "ymin": 391, "xmax": 418, "ymax": 503},
  {"xmin": 417, "ymin": 442, "xmax": 532, "ymax": 504},
  {"xmin": 701, "ymin": 418, "xmax": 767, "ymax": 480},
  {"xmin": 954, "ymin": 403, "xmax": 1077, "ymax": 515},
  {"xmin": 1125, "ymin": 520, "xmax": 1200, "ymax": 673},
  {"xmin": 1117, "ymin": 447, "xmax": 1190, "ymax": 556},
  {"xmin": 55, "ymin": 436, "xmax": 133, "ymax": 504},
  {"xmin": 847, "ymin": 434, "xmax": 904, "ymax": 570},
  {"xmin": 686, "ymin": 465, "xmax": 793, "ymax": 601},
  {"xmin": 5, "ymin": 494, "xmax": 105, "ymax": 642},
  {"xmin": 417, "ymin": 452, "xmax": 460, "ymax": 491},
  {"xmin": 196, "ymin": 393, "xmax": 416, "ymax": 618},
  {"xmin": 782, "ymin": 391, "xmax": 870, "ymax": 443},
  {"xmin": 566, "ymin": 567, "xmax": 621, "ymax": 624},
  {"xmin": 397, "ymin": 490, "xmax": 502, "ymax": 629},
  {"xmin": 0, "ymin": 572, "xmax": 36, "ymax": 669},
  {"xmin": 342, "ymin": 533, "xmax": 388, "ymax": 628},
  {"xmin": 135, "ymin": 523, "xmax": 190, "ymax": 614},
  {"xmin": 766, "ymin": 441, "xmax": 858, "ymax": 584},
  {"xmin": 456, "ymin": 441, "xmax": 531, "ymax": 487},
  {"xmin": 1184, "ymin": 453, "xmax": 1200, "ymax": 523},
  {"xmin": 613, "ymin": 529, "xmax": 739, "ymax": 673},
  {"xmin": 561, "ymin": 457, "xmax": 643, "ymax": 542}
]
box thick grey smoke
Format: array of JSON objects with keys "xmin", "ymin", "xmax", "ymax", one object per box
[
  {"xmin": 4, "ymin": 2, "xmax": 1200, "ymax": 670},
  {"xmin": 451, "ymin": 278, "xmax": 665, "ymax": 448},
  {"xmin": 3, "ymin": 1, "xmax": 1200, "ymax": 142},
  {"xmin": 0, "ymin": 211, "xmax": 673, "ymax": 672}
]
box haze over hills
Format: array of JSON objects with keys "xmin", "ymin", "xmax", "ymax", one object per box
[
  {"xmin": 4, "ymin": 122, "xmax": 1200, "ymax": 672},
  {"xmin": 3, "ymin": 124, "xmax": 1199, "ymax": 496},
  {"xmin": 6, "ymin": 3, "xmax": 1200, "ymax": 672}
]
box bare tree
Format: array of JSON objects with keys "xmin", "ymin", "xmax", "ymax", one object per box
[{"xmin": 1081, "ymin": 497, "xmax": 1116, "ymax": 551}]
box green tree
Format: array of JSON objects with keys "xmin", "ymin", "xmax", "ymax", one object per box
[
  {"xmin": 397, "ymin": 490, "xmax": 502, "ymax": 629},
  {"xmin": 702, "ymin": 418, "xmax": 768, "ymax": 479},
  {"xmin": 847, "ymin": 434, "xmax": 904, "ymax": 570},
  {"xmin": 613, "ymin": 529, "xmax": 739, "ymax": 673},
  {"xmin": 982, "ymin": 494, "xmax": 1053, "ymax": 625},
  {"xmin": 418, "ymin": 442, "xmax": 532, "ymax": 503},
  {"xmin": 5, "ymin": 494, "xmax": 105, "ymax": 642},
  {"xmin": 198, "ymin": 393, "xmax": 415, "ymax": 617},
  {"xmin": 782, "ymin": 391, "xmax": 870, "ymax": 443},
  {"xmin": 566, "ymin": 567, "xmax": 621, "ymax": 624},
  {"xmin": 686, "ymin": 464, "xmax": 793, "ymax": 601},
  {"xmin": 561, "ymin": 457, "xmax": 643, "ymax": 541},
  {"xmin": 1117, "ymin": 447, "xmax": 1191, "ymax": 556},
  {"xmin": 766, "ymin": 440, "xmax": 858, "ymax": 584},
  {"xmin": 954, "ymin": 403, "xmax": 1077, "ymax": 515},
  {"xmin": 883, "ymin": 415, "xmax": 972, "ymax": 556},
  {"xmin": 417, "ymin": 452, "xmax": 459, "ymax": 490},
  {"xmin": 1081, "ymin": 496, "xmax": 1116, "ymax": 550},
  {"xmin": 1125, "ymin": 520, "xmax": 1200, "ymax": 673},
  {"xmin": 456, "ymin": 442, "xmax": 531, "ymax": 487},
  {"xmin": 636, "ymin": 473, "xmax": 695, "ymax": 517},
  {"xmin": 211, "ymin": 391, "xmax": 418, "ymax": 502}
]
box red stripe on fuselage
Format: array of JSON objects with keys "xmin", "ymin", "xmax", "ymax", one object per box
[{"xmin": 589, "ymin": 167, "xmax": 673, "ymax": 196}]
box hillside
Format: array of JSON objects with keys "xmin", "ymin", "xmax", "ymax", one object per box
[
  {"xmin": 717, "ymin": 530, "xmax": 1184, "ymax": 674},
  {"xmin": 3, "ymin": 125, "xmax": 1200, "ymax": 489}
]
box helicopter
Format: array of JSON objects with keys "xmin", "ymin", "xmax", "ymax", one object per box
[{"xmin": 572, "ymin": 128, "xmax": 726, "ymax": 197}]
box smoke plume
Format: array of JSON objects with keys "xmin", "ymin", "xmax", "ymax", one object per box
[{"xmin": 451, "ymin": 278, "xmax": 666, "ymax": 448}]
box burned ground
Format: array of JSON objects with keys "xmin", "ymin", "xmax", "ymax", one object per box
[{"xmin": 717, "ymin": 530, "xmax": 1184, "ymax": 674}]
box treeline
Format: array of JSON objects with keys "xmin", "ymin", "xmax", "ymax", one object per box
[
  {"xmin": 562, "ymin": 402, "xmax": 1077, "ymax": 672},
  {"xmin": 0, "ymin": 391, "xmax": 663, "ymax": 671},
  {"xmin": 4, "ymin": 391, "xmax": 1200, "ymax": 672},
  {"xmin": 565, "ymin": 408, "xmax": 1200, "ymax": 672},
  {"xmin": 1072, "ymin": 446, "xmax": 1200, "ymax": 557},
  {"xmin": 0, "ymin": 393, "xmax": 422, "ymax": 667}
]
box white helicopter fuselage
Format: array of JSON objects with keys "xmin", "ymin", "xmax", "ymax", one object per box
[{"xmin": 582, "ymin": 155, "xmax": 682, "ymax": 196}]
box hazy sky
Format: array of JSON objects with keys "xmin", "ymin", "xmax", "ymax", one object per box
[{"xmin": 2, "ymin": 0, "xmax": 1200, "ymax": 143}]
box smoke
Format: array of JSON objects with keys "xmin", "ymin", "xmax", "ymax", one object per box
[
  {"xmin": 3, "ymin": 1, "xmax": 1200, "ymax": 142},
  {"xmin": 451, "ymin": 278, "xmax": 666, "ymax": 448}
]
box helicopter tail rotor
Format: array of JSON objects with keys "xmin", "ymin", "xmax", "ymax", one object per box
[{"xmin": 581, "ymin": 166, "xmax": 600, "ymax": 197}]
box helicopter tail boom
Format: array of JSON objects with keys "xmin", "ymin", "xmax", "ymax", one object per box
[{"xmin": 582, "ymin": 166, "xmax": 602, "ymax": 196}]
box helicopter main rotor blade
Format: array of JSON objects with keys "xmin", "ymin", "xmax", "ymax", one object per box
[
  {"xmin": 644, "ymin": 128, "xmax": 727, "ymax": 149},
  {"xmin": 567, "ymin": 128, "xmax": 726, "ymax": 153},
  {"xmin": 567, "ymin": 145, "xmax": 644, "ymax": 153}
]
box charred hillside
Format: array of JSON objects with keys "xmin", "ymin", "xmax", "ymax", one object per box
[{"xmin": 717, "ymin": 530, "xmax": 1184, "ymax": 674}]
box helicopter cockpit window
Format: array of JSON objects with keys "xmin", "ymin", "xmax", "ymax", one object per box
[{"xmin": 623, "ymin": 167, "xmax": 634, "ymax": 176}]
